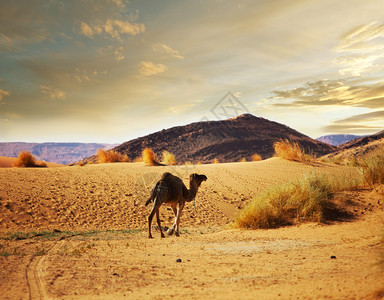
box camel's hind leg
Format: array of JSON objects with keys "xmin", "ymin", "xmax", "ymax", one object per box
[
  {"xmin": 156, "ymin": 208, "xmax": 165, "ymax": 238},
  {"xmin": 148, "ymin": 201, "xmax": 161, "ymax": 238}
]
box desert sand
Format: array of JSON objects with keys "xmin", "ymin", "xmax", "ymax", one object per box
[{"xmin": 0, "ymin": 158, "xmax": 383, "ymax": 299}]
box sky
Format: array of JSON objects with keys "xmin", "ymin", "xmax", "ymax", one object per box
[{"xmin": 1, "ymin": 0, "xmax": 384, "ymax": 143}]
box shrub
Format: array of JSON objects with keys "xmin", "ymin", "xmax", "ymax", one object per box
[
  {"xmin": 233, "ymin": 173, "xmax": 355, "ymax": 229},
  {"xmin": 142, "ymin": 148, "xmax": 160, "ymax": 166},
  {"xmin": 14, "ymin": 151, "xmax": 47, "ymax": 168},
  {"xmin": 240, "ymin": 158, "xmax": 247, "ymax": 162},
  {"xmin": 274, "ymin": 139, "xmax": 315, "ymax": 163},
  {"xmin": 213, "ymin": 158, "xmax": 219, "ymax": 164},
  {"xmin": 355, "ymin": 147, "xmax": 384, "ymax": 187},
  {"xmin": 96, "ymin": 149, "xmax": 130, "ymax": 163},
  {"xmin": 161, "ymin": 151, "xmax": 176, "ymax": 165},
  {"xmin": 251, "ymin": 154, "xmax": 262, "ymax": 161}
]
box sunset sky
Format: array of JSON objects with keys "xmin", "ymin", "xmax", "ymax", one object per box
[{"xmin": 1, "ymin": 0, "xmax": 384, "ymax": 143}]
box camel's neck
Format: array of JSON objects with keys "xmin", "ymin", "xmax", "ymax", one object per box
[{"xmin": 187, "ymin": 181, "xmax": 199, "ymax": 202}]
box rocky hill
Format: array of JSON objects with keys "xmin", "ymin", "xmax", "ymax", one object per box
[
  {"xmin": 0, "ymin": 142, "xmax": 117, "ymax": 165},
  {"xmin": 321, "ymin": 129, "xmax": 384, "ymax": 163},
  {"xmin": 82, "ymin": 114, "xmax": 335, "ymax": 164},
  {"xmin": 316, "ymin": 134, "xmax": 362, "ymax": 146}
]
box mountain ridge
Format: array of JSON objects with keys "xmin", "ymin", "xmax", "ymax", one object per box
[{"xmin": 82, "ymin": 114, "xmax": 335, "ymax": 164}]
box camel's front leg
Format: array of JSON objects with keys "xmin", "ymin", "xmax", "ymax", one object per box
[
  {"xmin": 167, "ymin": 204, "xmax": 177, "ymax": 236},
  {"xmin": 175, "ymin": 202, "xmax": 185, "ymax": 237}
]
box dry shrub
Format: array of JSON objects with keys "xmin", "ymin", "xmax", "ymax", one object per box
[
  {"xmin": 355, "ymin": 147, "xmax": 384, "ymax": 187},
  {"xmin": 14, "ymin": 151, "xmax": 47, "ymax": 168},
  {"xmin": 161, "ymin": 150, "xmax": 176, "ymax": 165},
  {"xmin": 240, "ymin": 158, "xmax": 247, "ymax": 162},
  {"xmin": 213, "ymin": 158, "xmax": 219, "ymax": 164},
  {"xmin": 234, "ymin": 172, "xmax": 360, "ymax": 229},
  {"xmin": 251, "ymin": 154, "xmax": 262, "ymax": 161},
  {"xmin": 274, "ymin": 139, "xmax": 315, "ymax": 163},
  {"xmin": 96, "ymin": 149, "xmax": 130, "ymax": 163},
  {"xmin": 142, "ymin": 148, "xmax": 160, "ymax": 166}
]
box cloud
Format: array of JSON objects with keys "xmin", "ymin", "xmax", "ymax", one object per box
[
  {"xmin": 0, "ymin": 88, "xmax": 10, "ymax": 101},
  {"xmin": 333, "ymin": 22, "xmax": 384, "ymax": 76},
  {"xmin": 79, "ymin": 19, "xmax": 145, "ymax": 40},
  {"xmin": 138, "ymin": 61, "xmax": 167, "ymax": 77},
  {"xmin": 40, "ymin": 85, "xmax": 66, "ymax": 100},
  {"xmin": 165, "ymin": 99, "xmax": 204, "ymax": 114},
  {"xmin": 108, "ymin": 0, "xmax": 125, "ymax": 8},
  {"xmin": 79, "ymin": 22, "xmax": 94, "ymax": 39},
  {"xmin": 114, "ymin": 46, "xmax": 124, "ymax": 62},
  {"xmin": 324, "ymin": 110, "xmax": 384, "ymax": 133},
  {"xmin": 153, "ymin": 43, "xmax": 184, "ymax": 59},
  {"xmin": 335, "ymin": 22, "xmax": 384, "ymax": 53},
  {"xmin": 271, "ymin": 79, "xmax": 384, "ymax": 109}
]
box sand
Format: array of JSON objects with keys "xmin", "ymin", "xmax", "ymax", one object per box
[{"xmin": 0, "ymin": 158, "xmax": 383, "ymax": 299}]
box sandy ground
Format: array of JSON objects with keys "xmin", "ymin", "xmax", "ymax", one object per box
[{"xmin": 0, "ymin": 158, "xmax": 383, "ymax": 299}]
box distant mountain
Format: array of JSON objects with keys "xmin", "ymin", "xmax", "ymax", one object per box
[
  {"xmin": 322, "ymin": 129, "xmax": 384, "ymax": 161},
  {"xmin": 0, "ymin": 142, "xmax": 117, "ymax": 165},
  {"xmin": 316, "ymin": 134, "xmax": 362, "ymax": 146},
  {"xmin": 338, "ymin": 130, "xmax": 384, "ymax": 150},
  {"xmin": 82, "ymin": 114, "xmax": 335, "ymax": 164}
]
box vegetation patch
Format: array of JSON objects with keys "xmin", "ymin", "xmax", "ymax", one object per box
[
  {"xmin": 234, "ymin": 172, "xmax": 360, "ymax": 229},
  {"xmin": 13, "ymin": 151, "xmax": 47, "ymax": 168},
  {"xmin": 96, "ymin": 149, "xmax": 130, "ymax": 163},
  {"xmin": 274, "ymin": 139, "xmax": 315, "ymax": 163}
]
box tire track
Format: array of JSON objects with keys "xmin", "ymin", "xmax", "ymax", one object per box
[{"xmin": 26, "ymin": 235, "xmax": 78, "ymax": 300}]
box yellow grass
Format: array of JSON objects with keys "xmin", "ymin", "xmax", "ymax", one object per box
[
  {"xmin": 355, "ymin": 147, "xmax": 384, "ymax": 187},
  {"xmin": 161, "ymin": 150, "xmax": 176, "ymax": 165},
  {"xmin": 274, "ymin": 139, "xmax": 315, "ymax": 163},
  {"xmin": 239, "ymin": 158, "xmax": 247, "ymax": 162},
  {"xmin": 13, "ymin": 151, "xmax": 47, "ymax": 168},
  {"xmin": 96, "ymin": 149, "xmax": 130, "ymax": 163},
  {"xmin": 251, "ymin": 154, "xmax": 262, "ymax": 161},
  {"xmin": 142, "ymin": 148, "xmax": 160, "ymax": 166},
  {"xmin": 234, "ymin": 172, "xmax": 360, "ymax": 229},
  {"xmin": 213, "ymin": 158, "xmax": 219, "ymax": 164}
]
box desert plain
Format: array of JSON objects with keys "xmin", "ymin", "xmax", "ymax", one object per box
[{"xmin": 0, "ymin": 158, "xmax": 383, "ymax": 299}]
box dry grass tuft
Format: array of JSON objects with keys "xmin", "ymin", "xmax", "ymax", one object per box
[
  {"xmin": 142, "ymin": 148, "xmax": 160, "ymax": 166},
  {"xmin": 234, "ymin": 172, "xmax": 360, "ymax": 229},
  {"xmin": 354, "ymin": 147, "xmax": 384, "ymax": 187},
  {"xmin": 161, "ymin": 150, "xmax": 176, "ymax": 165},
  {"xmin": 14, "ymin": 151, "xmax": 47, "ymax": 168},
  {"xmin": 251, "ymin": 154, "xmax": 262, "ymax": 161},
  {"xmin": 239, "ymin": 158, "xmax": 247, "ymax": 162},
  {"xmin": 96, "ymin": 149, "xmax": 130, "ymax": 163},
  {"xmin": 274, "ymin": 139, "xmax": 315, "ymax": 163},
  {"xmin": 213, "ymin": 158, "xmax": 219, "ymax": 164}
]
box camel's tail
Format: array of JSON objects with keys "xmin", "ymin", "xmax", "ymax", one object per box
[{"xmin": 145, "ymin": 181, "xmax": 167, "ymax": 206}]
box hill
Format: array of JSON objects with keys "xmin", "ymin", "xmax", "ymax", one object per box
[
  {"xmin": 316, "ymin": 134, "xmax": 362, "ymax": 146},
  {"xmin": 0, "ymin": 142, "xmax": 117, "ymax": 165},
  {"xmin": 82, "ymin": 114, "xmax": 335, "ymax": 164},
  {"xmin": 321, "ymin": 129, "xmax": 384, "ymax": 163}
]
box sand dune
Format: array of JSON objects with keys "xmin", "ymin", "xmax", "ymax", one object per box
[
  {"xmin": 0, "ymin": 159, "xmax": 383, "ymax": 299},
  {"xmin": 0, "ymin": 158, "xmax": 354, "ymax": 232}
]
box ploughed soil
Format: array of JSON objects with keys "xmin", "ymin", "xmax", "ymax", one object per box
[{"xmin": 0, "ymin": 159, "xmax": 383, "ymax": 299}]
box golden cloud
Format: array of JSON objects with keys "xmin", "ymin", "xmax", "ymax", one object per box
[
  {"xmin": 153, "ymin": 43, "xmax": 184, "ymax": 59},
  {"xmin": 138, "ymin": 61, "xmax": 167, "ymax": 77},
  {"xmin": 79, "ymin": 19, "xmax": 145, "ymax": 40},
  {"xmin": 0, "ymin": 88, "xmax": 10, "ymax": 101},
  {"xmin": 40, "ymin": 85, "xmax": 66, "ymax": 100}
]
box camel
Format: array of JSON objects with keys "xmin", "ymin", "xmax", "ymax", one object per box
[{"xmin": 145, "ymin": 172, "xmax": 207, "ymax": 238}]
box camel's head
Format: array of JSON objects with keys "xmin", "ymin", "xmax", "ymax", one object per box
[{"xmin": 190, "ymin": 173, "xmax": 207, "ymax": 187}]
